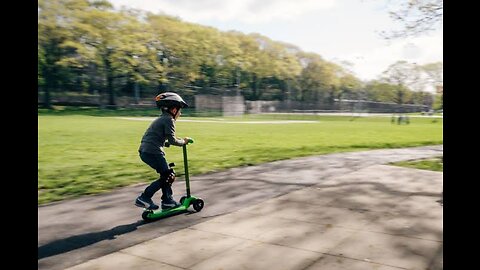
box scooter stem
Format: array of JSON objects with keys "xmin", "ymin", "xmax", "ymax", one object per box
[{"xmin": 182, "ymin": 144, "xmax": 191, "ymax": 198}]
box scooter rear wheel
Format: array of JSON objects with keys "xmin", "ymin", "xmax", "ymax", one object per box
[
  {"xmin": 142, "ymin": 211, "xmax": 152, "ymax": 221},
  {"xmin": 180, "ymin": 196, "xmax": 187, "ymax": 205}
]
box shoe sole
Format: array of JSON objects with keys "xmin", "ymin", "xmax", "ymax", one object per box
[
  {"xmin": 136, "ymin": 200, "xmax": 160, "ymax": 210},
  {"xmin": 135, "ymin": 202, "xmax": 146, "ymax": 208}
]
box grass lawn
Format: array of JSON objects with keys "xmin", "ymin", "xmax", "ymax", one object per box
[
  {"xmin": 390, "ymin": 156, "xmax": 443, "ymax": 172},
  {"xmin": 38, "ymin": 114, "xmax": 442, "ymax": 205}
]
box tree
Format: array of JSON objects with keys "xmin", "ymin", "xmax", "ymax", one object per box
[
  {"xmin": 38, "ymin": 0, "xmax": 366, "ymax": 108},
  {"xmin": 38, "ymin": 0, "xmax": 90, "ymax": 108},
  {"xmin": 410, "ymin": 90, "xmax": 434, "ymax": 107},
  {"xmin": 146, "ymin": 14, "xmax": 216, "ymax": 95},
  {"xmin": 221, "ymin": 33, "xmax": 272, "ymax": 100},
  {"xmin": 365, "ymin": 81, "xmax": 397, "ymax": 103},
  {"xmin": 420, "ymin": 61, "xmax": 442, "ymax": 109},
  {"xmin": 380, "ymin": 61, "xmax": 420, "ymax": 104},
  {"xmin": 62, "ymin": 1, "xmax": 141, "ymax": 107},
  {"xmin": 245, "ymin": 34, "xmax": 302, "ymax": 100},
  {"xmin": 109, "ymin": 9, "xmax": 166, "ymax": 101},
  {"xmin": 338, "ymin": 73, "xmax": 363, "ymax": 100},
  {"xmin": 381, "ymin": 61, "xmax": 413, "ymax": 85},
  {"xmin": 420, "ymin": 62, "xmax": 443, "ymax": 89},
  {"xmin": 297, "ymin": 53, "xmax": 340, "ymax": 104},
  {"xmin": 381, "ymin": 0, "xmax": 443, "ymax": 39},
  {"xmin": 38, "ymin": 45, "xmax": 46, "ymax": 91}
]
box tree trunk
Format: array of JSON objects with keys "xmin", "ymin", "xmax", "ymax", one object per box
[
  {"xmin": 107, "ymin": 73, "xmax": 115, "ymax": 107},
  {"xmin": 251, "ymin": 74, "xmax": 260, "ymax": 100},
  {"xmin": 134, "ymin": 83, "xmax": 140, "ymax": 104},
  {"xmin": 43, "ymin": 85, "xmax": 52, "ymax": 109},
  {"xmin": 41, "ymin": 45, "xmax": 57, "ymax": 109},
  {"xmin": 103, "ymin": 51, "xmax": 116, "ymax": 108},
  {"xmin": 42, "ymin": 70, "xmax": 56, "ymax": 109}
]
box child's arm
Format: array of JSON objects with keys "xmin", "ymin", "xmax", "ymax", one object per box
[
  {"xmin": 165, "ymin": 118, "xmax": 189, "ymax": 146},
  {"xmin": 166, "ymin": 135, "xmax": 185, "ymax": 146}
]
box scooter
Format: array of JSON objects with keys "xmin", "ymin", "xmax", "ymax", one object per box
[{"xmin": 141, "ymin": 138, "xmax": 204, "ymax": 221}]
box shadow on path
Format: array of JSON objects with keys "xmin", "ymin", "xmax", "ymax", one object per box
[{"xmin": 38, "ymin": 220, "xmax": 145, "ymax": 259}]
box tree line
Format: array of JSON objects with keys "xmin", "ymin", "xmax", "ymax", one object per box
[{"xmin": 38, "ymin": 0, "xmax": 442, "ymax": 110}]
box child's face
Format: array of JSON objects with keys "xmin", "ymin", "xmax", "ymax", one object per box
[{"xmin": 171, "ymin": 107, "xmax": 181, "ymax": 120}]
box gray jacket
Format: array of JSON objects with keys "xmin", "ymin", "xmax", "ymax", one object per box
[{"xmin": 138, "ymin": 112, "xmax": 184, "ymax": 154}]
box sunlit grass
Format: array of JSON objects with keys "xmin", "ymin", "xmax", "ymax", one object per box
[
  {"xmin": 390, "ymin": 156, "xmax": 443, "ymax": 172},
  {"xmin": 38, "ymin": 114, "xmax": 442, "ymax": 204}
]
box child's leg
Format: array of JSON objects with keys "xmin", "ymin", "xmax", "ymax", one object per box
[
  {"xmin": 161, "ymin": 184, "xmax": 173, "ymax": 201},
  {"xmin": 139, "ymin": 152, "xmax": 170, "ymax": 199}
]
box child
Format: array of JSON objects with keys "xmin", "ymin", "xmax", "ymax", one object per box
[{"xmin": 135, "ymin": 92, "xmax": 191, "ymax": 210}]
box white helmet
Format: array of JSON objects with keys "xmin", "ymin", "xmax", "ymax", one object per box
[{"xmin": 155, "ymin": 92, "xmax": 189, "ymax": 109}]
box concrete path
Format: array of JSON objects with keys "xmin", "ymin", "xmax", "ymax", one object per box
[{"xmin": 38, "ymin": 145, "xmax": 443, "ymax": 270}]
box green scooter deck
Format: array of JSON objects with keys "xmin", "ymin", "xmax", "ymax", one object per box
[{"xmin": 142, "ymin": 196, "xmax": 198, "ymax": 221}]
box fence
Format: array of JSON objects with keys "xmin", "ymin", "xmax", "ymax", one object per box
[
  {"xmin": 244, "ymin": 99, "xmax": 428, "ymax": 114},
  {"xmin": 39, "ymin": 92, "xmax": 429, "ymax": 115},
  {"xmin": 38, "ymin": 92, "xmax": 156, "ymax": 108}
]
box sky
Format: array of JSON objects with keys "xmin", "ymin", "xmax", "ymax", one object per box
[{"xmin": 108, "ymin": 0, "xmax": 443, "ymax": 83}]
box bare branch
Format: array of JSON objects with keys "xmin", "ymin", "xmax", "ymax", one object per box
[{"xmin": 381, "ymin": 0, "xmax": 443, "ymax": 39}]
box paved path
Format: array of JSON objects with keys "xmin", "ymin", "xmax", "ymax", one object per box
[{"xmin": 38, "ymin": 145, "xmax": 443, "ymax": 270}]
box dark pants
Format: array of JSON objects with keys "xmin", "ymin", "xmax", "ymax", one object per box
[{"xmin": 139, "ymin": 151, "xmax": 173, "ymax": 201}]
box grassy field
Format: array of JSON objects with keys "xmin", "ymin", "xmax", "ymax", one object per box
[
  {"xmin": 390, "ymin": 156, "xmax": 443, "ymax": 172},
  {"xmin": 38, "ymin": 114, "xmax": 443, "ymax": 205}
]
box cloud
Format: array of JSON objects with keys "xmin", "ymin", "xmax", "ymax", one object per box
[
  {"xmin": 402, "ymin": 43, "xmax": 423, "ymax": 60},
  {"xmin": 110, "ymin": 0, "xmax": 337, "ymax": 23},
  {"xmin": 336, "ymin": 30, "xmax": 442, "ymax": 81}
]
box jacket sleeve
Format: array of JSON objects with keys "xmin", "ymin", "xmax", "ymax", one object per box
[{"xmin": 165, "ymin": 118, "xmax": 185, "ymax": 146}]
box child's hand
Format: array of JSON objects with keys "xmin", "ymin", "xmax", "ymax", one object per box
[{"xmin": 183, "ymin": 137, "xmax": 192, "ymax": 145}]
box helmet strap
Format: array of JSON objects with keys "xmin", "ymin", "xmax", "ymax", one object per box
[{"xmin": 168, "ymin": 107, "xmax": 180, "ymax": 120}]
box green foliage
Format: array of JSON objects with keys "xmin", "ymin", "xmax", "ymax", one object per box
[
  {"xmin": 432, "ymin": 94, "xmax": 443, "ymax": 110},
  {"xmin": 390, "ymin": 156, "xmax": 443, "ymax": 172},
  {"xmin": 365, "ymin": 81, "xmax": 394, "ymax": 102}
]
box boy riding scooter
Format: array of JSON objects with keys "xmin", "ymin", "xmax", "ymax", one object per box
[{"xmin": 134, "ymin": 92, "xmax": 191, "ymax": 210}]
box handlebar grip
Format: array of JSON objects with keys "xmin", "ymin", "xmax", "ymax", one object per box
[{"xmin": 164, "ymin": 138, "xmax": 194, "ymax": 147}]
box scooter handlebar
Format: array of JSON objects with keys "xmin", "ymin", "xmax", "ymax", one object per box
[{"xmin": 164, "ymin": 138, "xmax": 194, "ymax": 147}]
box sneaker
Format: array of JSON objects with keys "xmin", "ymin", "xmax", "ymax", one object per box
[
  {"xmin": 161, "ymin": 198, "xmax": 181, "ymax": 210},
  {"xmin": 135, "ymin": 195, "xmax": 159, "ymax": 210}
]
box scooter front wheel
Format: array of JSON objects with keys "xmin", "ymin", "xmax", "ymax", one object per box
[{"xmin": 193, "ymin": 199, "xmax": 204, "ymax": 212}]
